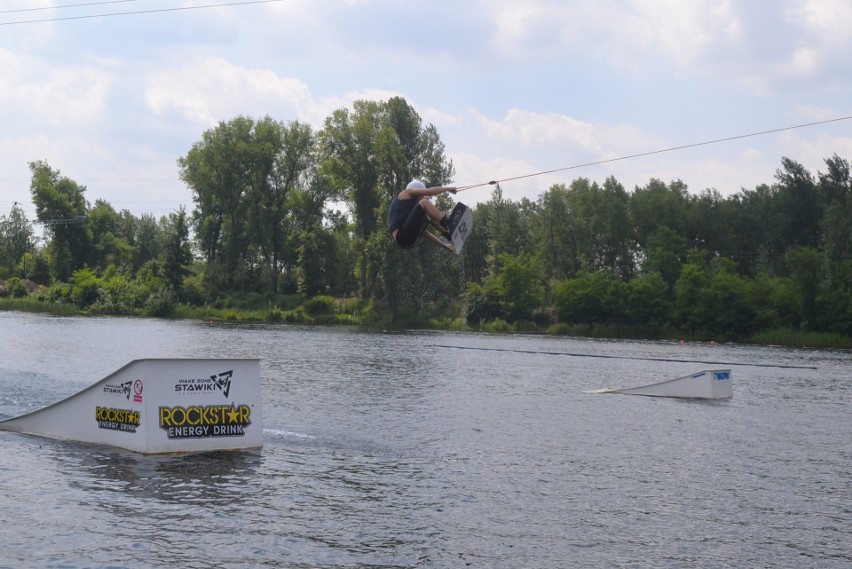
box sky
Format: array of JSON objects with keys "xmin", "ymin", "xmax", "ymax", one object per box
[{"xmin": 2, "ymin": 0, "xmax": 852, "ymax": 223}]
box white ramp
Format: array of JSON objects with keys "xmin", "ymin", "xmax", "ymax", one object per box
[
  {"xmin": 598, "ymin": 369, "xmax": 732, "ymax": 399},
  {"xmin": 0, "ymin": 359, "xmax": 263, "ymax": 454}
]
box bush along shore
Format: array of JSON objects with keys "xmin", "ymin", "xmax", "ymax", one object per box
[{"xmin": 2, "ymin": 284, "xmax": 849, "ymax": 350}]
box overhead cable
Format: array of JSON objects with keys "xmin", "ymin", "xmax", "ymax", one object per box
[
  {"xmin": 0, "ymin": 0, "xmax": 284, "ymax": 25},
  {"xmin": 455, "ymin": 114, "xmax": 852, "ymax": 192}
]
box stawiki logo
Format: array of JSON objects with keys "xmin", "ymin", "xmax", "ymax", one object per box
[
  {"xmin": 103, "ymin": 381, "xmax": 133, "ymax": 400},
  {"xmin": 174, "ymin": 370, "xmax": 234, "ymax": 398}
]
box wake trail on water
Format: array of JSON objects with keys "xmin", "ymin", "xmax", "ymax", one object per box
[{"xmin": 263, "ymin": 428, "xmax": 317, "ymax": 440}]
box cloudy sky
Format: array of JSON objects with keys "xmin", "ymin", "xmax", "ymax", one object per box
[{"xmin": 2, "ymin": 0, "xmax": 851, "ymax": 222}]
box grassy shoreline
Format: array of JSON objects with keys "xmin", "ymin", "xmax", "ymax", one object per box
[{"xmin": 2, "ymin": 296, "xmax": 850, "ymax": 350}]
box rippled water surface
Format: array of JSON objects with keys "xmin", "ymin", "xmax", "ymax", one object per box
[{"xmin": 0, "ymin": 312, "xmax": 849, "ymax": 568}]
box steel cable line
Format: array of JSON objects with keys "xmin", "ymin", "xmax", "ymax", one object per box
[
  {"xmin": 454, "ymin": 114, "xmax": 852, "ymax": 193},
  {"xmin": 432, "ymin": 344, "xmax": 818, "ymax": 370},
  {"xmin": 0, "ymin": 1, "xmax": 139, "ymax": 15},
  {"xmin": 0, "ymin": 0, "xmax": 284, "ymax": 25}
]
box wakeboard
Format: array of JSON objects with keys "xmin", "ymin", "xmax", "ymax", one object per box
[{"xmin": 447, "ymin": 202, "xmax": 473, "ymax": 255}]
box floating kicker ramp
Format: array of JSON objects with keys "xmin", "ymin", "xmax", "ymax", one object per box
[
  {"xmin": 0, "ymin": 359, "xmax": 263, "ymax": 454},
  {"xmin": 595, "ymin": 369, "xmax": 732, "ymax": 399}
]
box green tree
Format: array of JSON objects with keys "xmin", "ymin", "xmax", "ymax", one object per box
[
  {"xmin": 554, "ymin": 268, "xmax": 624, "ymax": 325},
  {"xmin": 686, "ymin": 188, "xmax": 730, "ymax": 256},
  {"xmin": 324, "ymin": 211, "xmax": 359, "ymax": 296},
  {"xmin": 29, "ymin": 160, "xmax": 90, "ymax": 281},
  {"xmin": 642, "ymin": 226, "xmax": 688, "ymax": 290},
  {"xmin": 460, "ymin": 204, "xmax": 491, "ymax": 286},
  {"xmin": 88, "ymin": 199, "xmax": 132, "ymax": 270},
  {"xmin": 597, "ymin": 176, "xmax": 636, "ymax": 278},
  {"xmin": 480, "ymin": 184, "xmax": 529, "ymax": 276},
  {"xmin": 623, "ymin": 271, "xmax": 670, "ymax": 330},
  {"xmin": 673, "ymin": 262, "xmax": 709, "ymax": 335},
  {"xmin": 179, "ymin": 116, "xmax": 256, "ymax": 291},
  {"xmin": 630, "ymin": 178, "xmax": 690, "ymax": 249},
  {"xmin": 162, "ymin": 207, "xmax": 193, "ymax": 291},
  {"xmin": 706, "ymin": 268, "xmax": 758, "ymax": 338},
  {"xmin": 132, "ymin": 213, "xmax": 164, "ymax": 272},
  {"xmin": 0, "ymin": 202, "xmax": 37, "ymax": 277},
  {"xmin": 319, "ymin": 101, "xmax": 383, "ymax": 296},
  {"xmin": 549, "ymin": 177, "xmax": 634, "ymax": 277},
  {"xmin": 728, "ymin": 184, "xmax": 783, "ymax": 276},
  {"xmin": 290, "ymin": 174, "xmax": 345, "ymax": 297},
  {"xmin": 18, "ymin": 250, "xmax": 51, "ymax": 284},
  {"xmin": 785, "ymin": 246, "xmax": 823, "ymax": 329},
  {"xmin": 534, "ymin": 184, "xmax": 575, "ymax": 281},
  {"xmin": 775, "ymin": 157, "xmax": 821, "ymax": 250},
  {"xmin": 817, "ymin": 155, "xmax": 851, "ymax": 291},
  {"xmin": 249, "ymin": 119, "xmax": 318, "ymax": 294},
  {"xmin": 495, "ymin": 253, "xmax": 544, "ymax": 322}
]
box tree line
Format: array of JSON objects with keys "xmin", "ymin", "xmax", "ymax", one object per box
[{"xmin": 1, "ymin": 96, "xmax": 850, "ymax": 341}]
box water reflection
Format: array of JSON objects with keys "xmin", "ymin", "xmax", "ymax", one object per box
[{"xmin": 44, "ymin": 438, "xmax": 264, "ymax": 509}]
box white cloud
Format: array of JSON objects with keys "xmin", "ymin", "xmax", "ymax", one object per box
[
  {"xmin": 0, "ymin": 50, "xmax": 110, "ymax": 127},
  {"xmin": 468, "ymin": 108, "xmax": 658, "ymax": 164},
  {"xmin": 485, "ymin": 0, "xmax": 743, "ymax": 70},
  {"xmin": 771, "ymin": 0, "xmax": 852, "ymax": 86},
  {"xmin": 472, "ymin": 109, "xmax": 599, "ymax": 149},
  {"xmin": 625, "ymin": 0, "xmax": 742, "ymax": 67},
  {"xmin": 144, "ymin": 56, "xmax": 410, "ymax": 131},
  {"xmin": 786, "ymin": 0, "xmax": 852, "ymax": 43},
  {"xmin": 145, "ymin": 57, "xmax": 317, "ymax": 127}
]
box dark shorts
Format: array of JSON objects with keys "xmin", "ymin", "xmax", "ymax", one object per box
[{"xmin": 394, "ymin": 202, "xmax": 429, "ymax": 249}]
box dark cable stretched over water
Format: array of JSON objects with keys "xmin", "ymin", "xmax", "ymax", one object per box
[
  {"xmin": 431, "ymin": 344, "xmax": 818, "ymax": 369},
  {"xmin": 453, "ymin": 114, "xmax": 852, "ymax": 193}
]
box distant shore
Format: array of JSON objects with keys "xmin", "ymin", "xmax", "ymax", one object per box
[{"xmin": 3, "ymin": 297, "xmax": 850, "ymax": 350}]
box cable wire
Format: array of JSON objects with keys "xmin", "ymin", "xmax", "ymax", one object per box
[
  {"xmin": 455, "ymin": 114, "xmax": 852, "ymax": 193},
  {"xmin": 0, "ymin": 1, "xmax": 139, "ymax": 15},
  {"xmin": 0, "ymin": 0, "xmax": 284, "ymax": 26}
]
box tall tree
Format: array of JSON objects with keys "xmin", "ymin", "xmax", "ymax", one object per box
[
  {"xmin": 534, "ymin": 184, "xmax": 575, "ymax": 280},
  {"xmin": 630, "ymin": 178, "xmax": 690, "ymax": 249},
  {"xmin": 88, "ymin": 199, "xmax": 132, "ymax": 270},
  {"xmin": 775, "ymin": 157, "xmax": 821, "ymax": 249},
  {"xmin": 817, "ymin": 155, "xmax": 851, "ymax": 290},
  {"xmin": 132, "ymin": 213, "xmax": 164, "ymax": 272},
  {"xmin": 319, "ymin": 101, "xmax": 383, "ymax": 296},
  {"xmin": 248, "ymin": 118, "xmax": 318, "ymax": 294},
  {"xmin": 597, "ymin": 176, "xmax": 635, "ymax": 277},
  {"xmin": 28, "ymin": 160, "xmax": 90, "ymax": 280},
  {"xmin": 729, "ymin": 183, "xmax": 781, "ymax": 276},
  {"xmin": 0, "ymin": 202, "xmax": 37, "ymax": 276},
  {"xmin": 162, "ymin": 206, "xmax": 193, "ymax": 291},
  {"xmin": 481, "ymin": 184, "xmax": 527, "ymax": 276},
  {"xmin": 179, "ymin": 116, "xmax": 257, "ymax": 291}
]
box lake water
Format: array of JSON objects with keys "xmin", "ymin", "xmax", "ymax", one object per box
[{"xmin": 0, "ymin": 311, "xmax": 849, "ymax": 568}]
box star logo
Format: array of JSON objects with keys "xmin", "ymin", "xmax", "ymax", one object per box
[{"xmin": 227, "ymin": 405, "xmax": 240, "ymax": 423}]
